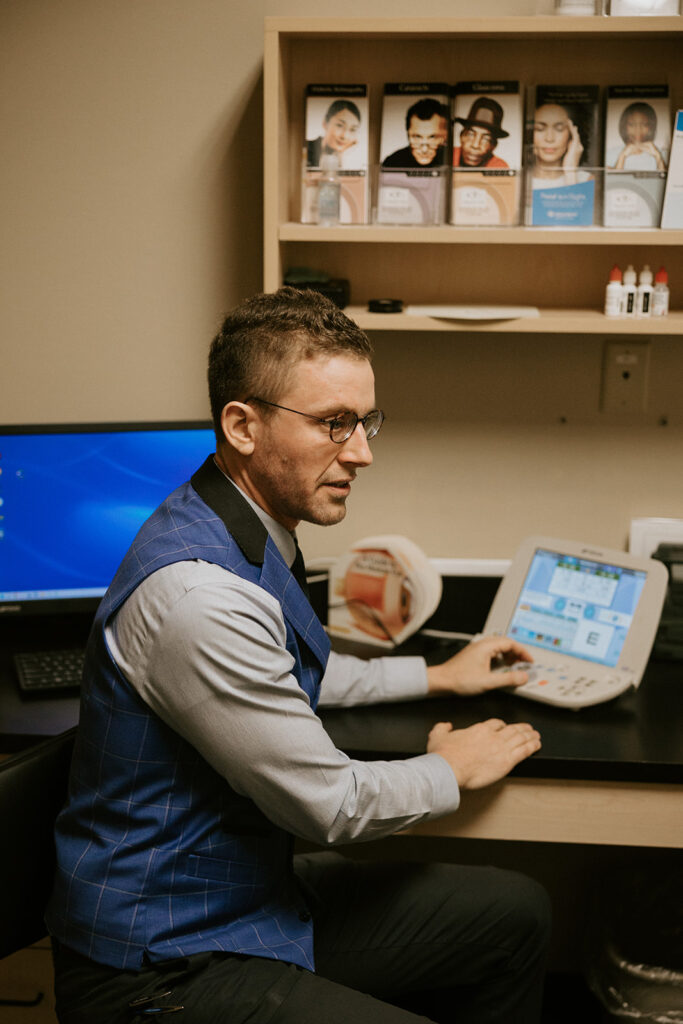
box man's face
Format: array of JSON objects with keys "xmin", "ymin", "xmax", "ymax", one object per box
[
  {"xmin": 460, "ymin": 125, "xmax": 496, "ymax": 166},
  {"xmin": 245, "ymin": 354, "xmax": 376, "ymax": 530},
  {"xmin": 407, "ymin": 114, "xmax": 448, "ymax": 166}
]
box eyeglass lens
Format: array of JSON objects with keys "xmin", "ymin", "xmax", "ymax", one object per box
[{"xmin": 331, "ymin": 409, "xmax": 383, "ymax": 443}]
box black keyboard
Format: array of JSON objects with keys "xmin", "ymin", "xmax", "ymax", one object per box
[{"xmin": 13, "ymin": 648, "xmax": 85, "ymax": 696}]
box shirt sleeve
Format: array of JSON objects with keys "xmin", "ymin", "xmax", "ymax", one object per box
[
  {"xmin": 108, "ymin": 562, "xmax": 459, "ymax": 847},
  {"xmin": 318, "ymin": 650, "xmax": 430, "ymax": 707}
]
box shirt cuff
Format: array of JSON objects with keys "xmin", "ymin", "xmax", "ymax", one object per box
[
  {"xmin": 412, "ymin": 751, "xmax": 461, "ymax": 817},
  {"xmin": 381, "ymin": 656, "xmax": 430, "ymax": 699}
]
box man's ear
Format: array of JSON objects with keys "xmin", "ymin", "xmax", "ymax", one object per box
[{"xmin": 219, "ymin": 401, "xmax": 258, "ymax": 456}]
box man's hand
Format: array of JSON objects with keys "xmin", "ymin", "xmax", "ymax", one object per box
[
  {"xmin": 426, "ymin": 635, "xmax": 534, "ymax": 697},
  {"xmin": 427, "ymin": 718, "xmax": 541, "ymax": 790}
]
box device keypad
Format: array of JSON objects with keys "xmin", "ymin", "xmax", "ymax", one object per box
[{"xmin": 508, "ymin": 661, "xmax": 632, "ymax": 708}]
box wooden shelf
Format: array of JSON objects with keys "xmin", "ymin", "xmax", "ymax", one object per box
[
  {"xmin": 264, "ymin": 16, "xmax": 683, "ymax": 330},
  {"xmin": 345, "ymin": 307, "xmax": 683, "ymax": 334},
  {"xmin": 280, "ymin": 223, "xmax": 683, "ymax": 247},
  {"xmin": 266, "ymin": 15, "xmax": 683, "ymax": 39}
]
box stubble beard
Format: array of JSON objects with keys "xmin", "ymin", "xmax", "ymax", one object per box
[
  {"xmin": 272, "ymin": 481, "xmax": 350, "ymax": 529},
  {"xmin": 303, "ymin": 489, "xmax": 349, "ymax": 527}
]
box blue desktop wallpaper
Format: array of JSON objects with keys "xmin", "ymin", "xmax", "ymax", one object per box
[{"xmin": 0, "ymin": 427, "xmax": 214, "ymax": 600}]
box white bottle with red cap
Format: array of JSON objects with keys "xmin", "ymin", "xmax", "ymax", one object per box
[
  {"xmin": 652, "ymin": 267, "xmax": 670, "ymax": 318},
  {"xmin": 604, "ymin": 264, "xmax": 623, "ymax": 317}
]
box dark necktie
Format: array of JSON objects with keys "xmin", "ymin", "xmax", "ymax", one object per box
[{"xmin": 291, "ymin": 537, "xmax": 309, "ymax": 598}]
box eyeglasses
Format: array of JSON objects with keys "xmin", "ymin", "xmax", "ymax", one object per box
[
  {"xmin": 408, "ymin": 133, "xmax": 443, "ymax": 148},
  {"xmin": 246, "ymin": 397, "xmax": 384, "ymax": 444}
]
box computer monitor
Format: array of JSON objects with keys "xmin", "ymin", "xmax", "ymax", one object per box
[{"xmin": 0, "ymin": 422, "xmax": 215, "ymax": 617}]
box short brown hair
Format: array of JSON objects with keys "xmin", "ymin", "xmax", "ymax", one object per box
[{"xmin": 208, "ymin": 287, "xmax": 373, "ymax": 437}]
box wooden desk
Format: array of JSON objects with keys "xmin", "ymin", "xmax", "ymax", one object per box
[
  {"xmin": 319, "ymin": 656, "xmax": 683, "ymax": 850},
  {"xmin": 403, "ymin": 777, "xmax": 680, "ymax": 848},
  {"xmin": 1, "ymin": 619, "xmax": 681, "ymax": 848},
  {"xmin": 3, "ymin": 615, "xmax": 677, "ymax": 984}
]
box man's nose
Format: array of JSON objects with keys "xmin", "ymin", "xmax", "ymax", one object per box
[{"xmin": 339, "ymin": 423, "xmax": 373, "ymax": 466}]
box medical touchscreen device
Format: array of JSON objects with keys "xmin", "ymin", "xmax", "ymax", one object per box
[{"xmin": 483, "ymin": 536, "xmax": 668, "ymax": 709}]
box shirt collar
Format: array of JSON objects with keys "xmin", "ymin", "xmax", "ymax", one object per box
[{"xmin": 214, "ymin": 460, "xmax": 297, "ymax": 568}]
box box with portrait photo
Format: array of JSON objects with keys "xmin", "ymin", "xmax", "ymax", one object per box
[
  {"xmin": 450, "ymin": 82, "xmax": 523, "ymax": 226},
  {"xmin": 603, "ymin": 86, "xmax": 670, "ymax": 227},
  {"xmin": 525, "ymin": 84, "xmax": 601, "ymax": 227},
  {"xmin": 302, "ymin": 84, "xmax": 369, "ymax": 224},
  {"xmin": 376, "ymin": 83, "xmax": 450, "ymax": 225}
]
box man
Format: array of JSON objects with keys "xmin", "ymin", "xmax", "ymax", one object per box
[
  {"xmin": 382, "ymin": 98, "xmax": 449, "ymax": 169},
  {"xmin": 47, "ymin": 288, "xmax": 550, "ymax": 1024},
  {"xmin": 453, "ymin": 96, "xmax": 510, "ymax": 169}
]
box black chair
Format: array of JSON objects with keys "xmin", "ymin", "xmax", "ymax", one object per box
[{"xmin": 0, "ymin": 728, "xmax": 76, "ymax": 962}]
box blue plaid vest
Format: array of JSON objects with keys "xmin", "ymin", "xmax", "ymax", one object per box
[{"xmin": 46, "ymin": 457, "xmax": 331, "ymax": 971}]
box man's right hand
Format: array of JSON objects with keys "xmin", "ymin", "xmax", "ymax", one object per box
[{"xmin": 427, "ymin": 718, "xmax": 541, "ymax": 790}]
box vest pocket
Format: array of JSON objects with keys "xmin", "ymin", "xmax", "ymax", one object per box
[{"xmin": 184, "ymin": 851, "xmax": 258, "ymax": 886}]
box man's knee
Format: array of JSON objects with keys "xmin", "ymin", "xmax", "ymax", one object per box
[
  {"xmin": 493, "ymin": 869, "xmax": 552, "ymax": 965},
  {"xmin": 433, "ymin": 862, "xmax": 551, "ymax": 960}
]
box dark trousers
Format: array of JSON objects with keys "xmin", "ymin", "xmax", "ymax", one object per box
[{"xmin": 52, "ymin": 853, "xmax": 551, "ymax": 1024}]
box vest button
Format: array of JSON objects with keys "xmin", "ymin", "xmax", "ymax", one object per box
[{"xmin": 298, "ymin": 910, "xmax": 311, "ymax": 922}]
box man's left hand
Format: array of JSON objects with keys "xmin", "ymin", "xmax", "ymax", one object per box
[{"xmin": 426, "ymin": 635, "xmax": 533, "ymax": 697}]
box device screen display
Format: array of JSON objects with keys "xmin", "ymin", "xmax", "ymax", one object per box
[
  {"xmin": 0, "ymin": 425, "xmax": 213, "ymax": 606},
  {"xmin": 506, "ymin": 548, "xmax": 647, "ymax": 667}
]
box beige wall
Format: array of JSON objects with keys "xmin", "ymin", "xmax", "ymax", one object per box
[
  {"xmin": 1, "ymin": 0, "xmax": 265, "ymax": 423},
  {"xmin": 2, "ymin": 0, "xmax": 681, "ymax": 564}
]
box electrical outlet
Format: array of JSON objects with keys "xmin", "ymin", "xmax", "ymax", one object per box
[{"xmin": 601, "ymin": 340, "xmax": 650, "ymax": 414}]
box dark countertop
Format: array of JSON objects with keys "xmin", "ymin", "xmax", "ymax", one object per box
[
  {"xmin": 0, "ymin": 613, "xmax": 88, "ymax": 751},
  {"xmin": 1, "ymin": 617, "xmax": 682, "ymax": 785},
  {"xmin": 319, "ymin": 657, "xmax": 683, "ymax": 785}
]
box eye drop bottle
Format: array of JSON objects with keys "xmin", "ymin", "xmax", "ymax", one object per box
[
  {"xmin": 604, "ymin": 264, "xmax": 623, "ymax": 317},
  {"xmin": 621, "ymin": 264, "xmax": 637, "ymax": 317},
  {"xmin": 637, "ymin": 265, "xmax": 653, "ymax": 318}
]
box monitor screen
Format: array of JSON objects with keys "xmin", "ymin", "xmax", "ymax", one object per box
[
  {"xmin": 0, "ymin": 422, "xmax": 214, "ymax": 615},
  {"xmin": 505, "ymin": 547, "xmax": 647, "ymax": 668}
]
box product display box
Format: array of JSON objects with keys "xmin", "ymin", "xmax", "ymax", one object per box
[
  {"xmin": 661, "ymin": 109, "xmax": 683, "ymax": 229},
  {"xmin": 301, "ymin": 84, "xmax": 369, "ymax": 224},
  {"xmin": 604, "ymin": 86, "xmax": 670, "ymax": 227},
  {"xmin": 376, "ymin": 83, "xmax": 450, "ymax": 225},
  {"xmin": 525, "ymin": 84, "xmax": 601, "ymax": 227},
  {"xmin": 450, "ymin": 82, "xmax": 523, "ymax": 226}
]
